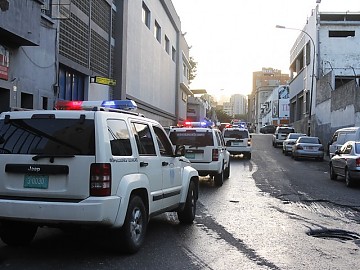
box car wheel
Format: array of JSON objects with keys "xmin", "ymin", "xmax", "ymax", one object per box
[
  {"xmin": 214, "ymin": 169, "xmax": 224, "ymax": 187},
  {"xmin": 0, "ymin": 222, "xmax": 37, "ymax": 246},
  {"xmin": 247, "ymin": 153, "xmax": 252, "ymax": 160},
  {"xmin": 177, "ymin": 181, "xmax": 197, "ymax": 224},
  {"xmin": 345, "ymin": 168, "xmax": 354, "ymax": 188},
  {"xmin": 116, "ymin": 195, "xmax": 147, "ymax": 254},
  {"xmin": 329, "ymin": 163, "xmax": 337, "ymax": 180},
  {"xmin": 224, "ymin": 160, "xmax": 230, "ymax": 179}
]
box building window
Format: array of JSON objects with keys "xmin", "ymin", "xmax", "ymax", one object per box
[
  {"xmin": 142, "ymin": 2, "xmax": 150, "ymax": 29},
  {"xmin": 172, "ymin": 46, "xmax": 176, "ymax": 62},
  {"xmin": 154, "ymin": 21, "xmax": 161, "ymax": 43},
  {"xmin": 42, "ymin": 97, "xmax": 48, "ymax": 110},
  {"xmin": 183, "ymin": 63, "xmax": 188, "ymax": 79},
  {"xmin": 329, "ymin": 30, "xmax": 355, "ymax": 38},
  {"xmin": 305, "ymin": 42, "xmax": 311, "ymax": 66},
  {"xmin": 165, "ymin": 35, "xmax": 170, "ymax": 54}
]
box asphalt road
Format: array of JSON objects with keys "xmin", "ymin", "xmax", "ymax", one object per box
[{"xmin": 1, "ymin": 134, "xmax": 360, "ymax": 269}]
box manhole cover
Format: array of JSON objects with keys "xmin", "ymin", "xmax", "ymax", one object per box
[{"xmin": 308, "ymin": 229, "xmax": 360, "ymax": 241}]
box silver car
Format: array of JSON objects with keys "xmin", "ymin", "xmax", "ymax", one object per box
[
  {"xmin": 291, "ymin": 136, "xmax": 324, "ymax": 161},
  {"xmin": 329, "ymin": 140, "xmax": 360, "ymax": 187},
  {"xmin": 282, "ymin": 133, "xmax": 307, "ymax": 155}
]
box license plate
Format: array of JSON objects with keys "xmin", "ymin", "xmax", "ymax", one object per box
[
  {"xmin": 24, "ymin": 174, "xmax": 49, "ymax": 189},
  {"xmin": 305, "ymin": 146, "xmax": 315, "ymax": 151},
  {"xmin": 232, "ymin": 142, "xmax": 240, "ymax": 146},
  {"xmin": 185, "ymin": 153, "xmax": 195, "ymax": 159}
]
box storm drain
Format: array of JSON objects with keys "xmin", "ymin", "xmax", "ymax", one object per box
[{"xmin": 308, "ymin": 229, "xmax": 360, "ymax": 241}]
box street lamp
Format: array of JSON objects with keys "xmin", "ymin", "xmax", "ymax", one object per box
[{"xmin": 276, "ymin": 25, "xmax": 315, "ymax": 136}]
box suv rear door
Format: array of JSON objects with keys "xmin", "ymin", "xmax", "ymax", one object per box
[
  {"xmin": 0, "ymin": 111, "xmax": 96, "ymax": 200},
  {"xmin": 169, "ymin": 129, "xmax": 215, "ymax": 163},
  {"xmin": 223, "ymin": 128, "xmax": 249, "ymax": 148}
]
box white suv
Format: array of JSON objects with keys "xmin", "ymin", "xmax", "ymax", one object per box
[
  {"xmin": 272, "ymin": 126, "xmax": 295, "ymax": 148},
  {"xmin": 222, "ymin": 127, "xmax": 252, "ymax": 159},
  {"xmin": 169, "ymin": 125, "xmax": 230, "ymax": 186},
  {"xmin": 0, "ymin": 100, "xmax": 199, "ymax": 253}
]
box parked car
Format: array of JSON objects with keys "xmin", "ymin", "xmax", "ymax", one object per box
[
  {"xmin": 328, "ymin": 127, "xmax": 360, "ymax": 158},
  {"xmin": 291, "ymin": 136, "xmax": 324, "ymax": 161},
  {"xmin": 329, "ymin": 141, "xmax": 360, "ymax": 187},
  {"xmin": 272, "ymin": 126, "xmax": 295, "ymax": 147},
  {"xmin": 222, "ymin": 127, "xmax": 252, "ymax": 159},
  {"xmin": 282, "ymin": 133, "xmax": 307, "ymax": 155},
  {"xmin": 260, "ymin": 125, "xmax": 277, "ymax": 134}
]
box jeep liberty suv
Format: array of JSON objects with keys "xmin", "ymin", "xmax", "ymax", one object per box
[{"xmin": 0, "ymin": 100, "xmax": 199, "ymax": 253}]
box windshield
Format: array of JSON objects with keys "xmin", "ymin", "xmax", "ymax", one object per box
[
  {"xmin": 0, "ymin": 118, "xmax": 95, "ymax": 155},
  {"xmin": 169, "ymin": 131, "xmax": 214, "ymax": 146}
]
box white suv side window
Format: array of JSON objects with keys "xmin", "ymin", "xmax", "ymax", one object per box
[
  {"xmin": 153, "ymin": 126, "xmax": 174, "ymax": 156},
  {"xmin": 131, "ymin": 122, "xmax": 156, "ymax": 156},
  {"xmin": 215, "ymin": 130, "xmax": 225, "ymax": 147},
  {"xmin": 107, "ymin": 119, "xmax": 132, "ymax": 156}
]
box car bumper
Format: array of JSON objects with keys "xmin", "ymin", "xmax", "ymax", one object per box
[
  {"xmin": 190, "ymin": 161, "xmax": 222, "ymax": 175},
  {"xmin": 0, "ymin": 196, "xmax": 121, "ymax": 226},
  {"xmin": 349, "ymin": 169, "xmax": 360, "ymax": 179},
  {"xmin": 226, "ymin": 146, "xmax": 251, "ymax": 155},
  {"xmin": 293, "ymin": 150, "xmax": 324, "ymax": 159}
]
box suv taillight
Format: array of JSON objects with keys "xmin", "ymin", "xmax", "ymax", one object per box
[
  {"xmin": 248, "ymin": 138, "xmax": 251, "ymax": 146},
  {"xmin": 90, "ymin": 163, "xmax": 111, "ymax": 196},
  {"xmin": 212, "ymin": 149, "xmax": 219, "ymax": 161},
  {"xmin": 356, "ymin": 158, "xmax": 360, "ymax": 167}
]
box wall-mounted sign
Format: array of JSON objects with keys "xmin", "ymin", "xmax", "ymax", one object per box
[
  {"xmin": 90, "ymin": 76, "xmax": 116, "ymax": 86},
  {"xmin": 0, "ymin": 44, "xmax": 9, "ymax": 80}
]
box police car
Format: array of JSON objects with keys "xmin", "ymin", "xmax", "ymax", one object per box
[
  {"xmin": 222, "ymin": 127, "xmax": 252, "ymax": 159},
  {"xmin": 169, "ymin": 121, "xmax": 230, "ymax": 186},
  {"xmin": 0, "ymin": 100, "xmax": 199, "ymax": 253}
]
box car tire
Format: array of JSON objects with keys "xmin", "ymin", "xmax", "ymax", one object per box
[
  {"xmin": 224, "ymin": 160, "xmax": 230, "ymax": 179},
  {"xmin": 329, "ymin": 163, "xmax": 338, "ymax": 180},
  {"xmin": 0, "ymin": 222, "xmax": 37, "ymax": 246},
  {"xmin": 247, "ymin": 153, "xmax": 252, "ymax": 160},
  {"xmin": 214, "ymin": 169, "xmax": 224, "ymax": 187},
  {"xmin": 345, "ymin": 168, "xmax": 354, "ymax": 188},
  {"xmin": 177, "ymin": 181, "xmax": 197, "ymax": 224},
  {"xmin": 116, "ymin": 195, "xmax": 147, "ymax": 254}
]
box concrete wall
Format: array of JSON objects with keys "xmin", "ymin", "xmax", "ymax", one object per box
[
  {"xmin": 125, "ymin": 0, "xmax": 178, "ymax": 117},
  {"xmin": 0, "ymin": 1, "xmax": 56, "ymax": 111}
]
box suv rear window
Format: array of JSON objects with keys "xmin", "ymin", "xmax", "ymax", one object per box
[
  {"xmin": 0, "ymin": 119, "xmax": 95, "ymax": 155},
  {"xmin": 169, "ymin": 130, "xmax": 214, "ymax": 147},
  {"xmin": 278, "ymin": 128, "xmax": 295, "ymax": 134},
  {"xmin": 223, "ymin": 130, "xmax": 248, "ymax": 139}
]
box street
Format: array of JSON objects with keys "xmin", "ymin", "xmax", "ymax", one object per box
[{"xmin": 1, "ymin": 134, "xmax": 360, "ymax": 270}]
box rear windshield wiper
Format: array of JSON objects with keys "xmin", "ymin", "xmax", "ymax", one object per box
[{"xmin": 32, "ymin": 154, "xmax": 75, "ymax": 163}]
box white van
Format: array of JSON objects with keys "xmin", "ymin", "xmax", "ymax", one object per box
[{"xmin": 328, "ymin": 127, "xmax": 360, "ymax": 157}]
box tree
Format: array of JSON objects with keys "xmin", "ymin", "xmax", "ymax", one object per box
[
  {"xmin": 215, "ymin": 109, "xmax": 232, "ymax": 123},
  {"xmin": 189, "ymin": 56, "xmax": 197, "ymax": 85},
  {"xmin": 233, "ymin": 114, "xmax": 248, "ymax": 122}
]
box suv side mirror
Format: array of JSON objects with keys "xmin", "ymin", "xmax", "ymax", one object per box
[{"xmin": 175, "ymin": 145, "xmax": 185, "ymax": 156}]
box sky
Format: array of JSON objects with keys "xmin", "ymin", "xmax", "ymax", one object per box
[{"xmin": 171, "ymin": 0, "xmax": 360, "ymax": 100}]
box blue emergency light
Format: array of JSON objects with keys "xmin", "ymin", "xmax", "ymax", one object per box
[{"xmin": 55, "ymin": 100, "xmax": 137, "ymax": 111}]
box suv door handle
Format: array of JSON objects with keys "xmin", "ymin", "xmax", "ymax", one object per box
[
  {"xmin": 140, "ymin": 161, "xmax": 148, "ymax": 167},
  {"xmin": 162, "ymin": 161, "xmax": 169, "ymax": 166}
]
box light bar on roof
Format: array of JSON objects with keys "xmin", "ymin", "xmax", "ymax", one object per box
[{"xmin": 55, "ymin": 100, "xmax": 137, "ymax": 111}]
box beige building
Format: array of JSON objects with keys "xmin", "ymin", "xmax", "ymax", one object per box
[{"xmin": 248, "ymin": 67, "xmax": 289, "ymax": 132}]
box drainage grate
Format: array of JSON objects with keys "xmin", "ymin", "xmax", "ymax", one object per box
[{"xmin": 308, "ymin": 229, "xmax": 360, "ymax": 241}]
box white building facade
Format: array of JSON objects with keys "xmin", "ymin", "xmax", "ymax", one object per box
[{"xmin": 286, "ymin": 5, "xmax": 360, "ymax": 143}]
